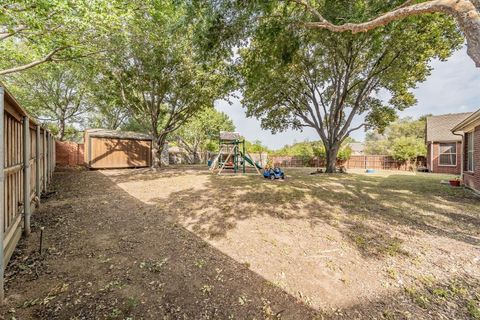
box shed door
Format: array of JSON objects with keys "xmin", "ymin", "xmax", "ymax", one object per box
[{"xmin": 89, "ymin": 137, "xmax": 151, "ymax": 168}]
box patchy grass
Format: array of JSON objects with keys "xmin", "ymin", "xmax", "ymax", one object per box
[{"xmin": 1, "ymin": 167, "xmax": 479, "ymax": 319}]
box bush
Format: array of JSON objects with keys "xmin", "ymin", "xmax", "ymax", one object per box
[
  {"xmin": 390, "ymin": 136, "xmax": 426, "ymax": 169},
  {"xmin": 273, "ymin": 140, "xmax": 352, "ymax": 165}
]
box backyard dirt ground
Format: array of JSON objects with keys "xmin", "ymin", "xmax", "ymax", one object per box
[{"xmin": 1, "ymin": 166, "xmax": 479, "ymax": 319}]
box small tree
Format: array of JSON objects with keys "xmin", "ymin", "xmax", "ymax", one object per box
[
  {"xmin": 6, "ymin": 63, "xmax": 91, "ymax": 140},
  {"xmin": 365, "ymin": 116, "xmax": 428, "ymax": 155},
  {"xmin": 391, "ymin": 136, "xmax": 427, "ymax": 170},
  {"xmin": 245, "ymin": 140, "xmax": 269, "ymax": 153},
  {"xmin": 174, "ymin": 108, "xmax": 235, "ymax": 163}
]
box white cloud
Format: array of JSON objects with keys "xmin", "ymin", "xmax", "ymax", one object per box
[
  {"xmin": 400, "ymin": 46, "xmax": 480, "ymax": 118},
  {"xmin": 215, "ymin": 46, "xmax": 480, "ymax": 149}
]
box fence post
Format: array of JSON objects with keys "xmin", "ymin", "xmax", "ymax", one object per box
[
  {"xmin": 53, "ymin": 137, "xmax": 55, "ymax": 172},
  {"xmin": 50, "ymin": 135, "xmax": 54, "ymax": 178},
  {"xmin": 0, "ymin": 86, "xmax": 5, "ymax": 303},
  {"xmin": 23, "ymin": 116, "xmax": 31, "ymax": 236},
  {"xmin": 36, "ymin": 126, "xmax": 41, "ymax": 200},
  {"xmin": 46, "ymin": 133, "xmax": 50, "ymax": 185},
  {"xmin": 47, "ymin": 134, "xmax": 50, "ymax": 182},
  {"xmin": 49, "ymin": 134, "xmax": 53, "ymax": 180},
  {"xmin": 43, "ymin": 130, "xmax": 47, "ymax": 191}
]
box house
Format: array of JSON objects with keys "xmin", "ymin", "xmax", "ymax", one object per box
[
  {"xmin": 426, "ymin": 113, "xmax": 473, "ymax": 174},
  {"xmin": 348, "ymin": 142, "xmax": 365, "ymax": 155},
  {"xmin": 452, "ymin": 109, "xmax": 480, "ymax": 192}
]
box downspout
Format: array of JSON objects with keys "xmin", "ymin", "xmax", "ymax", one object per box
[
  {"xmin": 429, "ymin": 142, "xmax": 434, "ymax": 172},
  {"xmin": 452, "ymin": 131, "xmax": 464, "ymax": 178}
]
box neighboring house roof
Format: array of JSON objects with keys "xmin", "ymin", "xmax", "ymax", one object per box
[
  {"xmin": 349, "ymin": 142, "xmax": 364, "ymax": 154},
  {"xmin": 168, "ymin": 146, "xmax": 187, "ymax": 153},
  {"xmin": 85, "ymin": 128, "xmax": 152, "ymax": 141},
  {"xmin": 452, "ymin": 108, "xmax": 480, "ymax": 133},
  {"xmin": 219, "ymin": 131, "xmax": 242, "ymax": 141},
  {"xmin": 426, "ymin": 112, "xmax": 473, "ymax": 142}
]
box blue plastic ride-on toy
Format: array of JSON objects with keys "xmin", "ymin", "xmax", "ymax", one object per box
[{"xmin": 263, "ymin": 167, "xmax": 285, "ymax": 180}]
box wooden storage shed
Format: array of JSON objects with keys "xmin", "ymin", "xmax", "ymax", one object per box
[{"xmin": 84, "ymin": 129, "xmax": 152, "ymax": 169}]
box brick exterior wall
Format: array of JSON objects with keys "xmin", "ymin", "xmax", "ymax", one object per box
[
  {"xmin": 463, "ymin": 125, "xmax": 480, "ymax": 192},
  {"xmin": 56, "ymin": 140, "xmax": 85, "ymax": 167},
  {"xmin": 427, "ymin": 141, "xmax": 462, "ymax": 175}
]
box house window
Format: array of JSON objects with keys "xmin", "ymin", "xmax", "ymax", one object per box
[
  {"xmin": 467, "ymin": 133, "xmax": 474, "ymax": 172},
  {"xmin": 439, "ymin": 143, "xmax": 457, "ymax": 166}
]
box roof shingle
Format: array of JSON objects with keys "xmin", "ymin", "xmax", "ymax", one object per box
[
  {"xmin": 85, "ymin": 129, "xmax": 152, "ymax": 141},
  {"xmin": 426, "ymin": 113, "xmax": 473, "ymax": 142},
  {"xmin": 219, "ymin": 131, "xmax": 242, "ymax": 141}
]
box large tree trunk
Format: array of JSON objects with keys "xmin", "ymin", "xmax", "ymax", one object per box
[
  {"xmin": 325, "ymin": 144, "xmax": 340, "ymax": 173},
  {"xmin": 59, "ymin": 121, "xmax": 66, "ymax": 141},
  {"xmin": 193, "ymin": 150, "xmax": 201, "ymax": 164},
  {"xmin": 151, "ymin": 140, "xmax": 160, "ymax": 168},
  {"xmin": 151, "ymin": 134, "xmax": 168, "ymax": 168}
]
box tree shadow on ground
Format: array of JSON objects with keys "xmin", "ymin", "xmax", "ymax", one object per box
[
  {"xmin": 2, "ymin": 168, "xmax": 479, "ymax": 319},
  {"xmin": 1, "ymin": 169, "xmax": 319, "ymax": 319},
  {"xmin": 141, "ymin": 170, "xmax": 480, "ymax": 260}
]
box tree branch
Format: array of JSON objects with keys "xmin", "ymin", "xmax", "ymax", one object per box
[
  {"xmin": 344, "ymin": 123, "xmax": 367, "ymax": 138},
  {"xmin": 0, "ymin": 47, "xmax": 67, "ymax": 75},
  {"xmin": 289, "ymin": 0, "xmax": 326, "ymax": 22},
  {"xmin": 292, "ymin": 0, "xmax": 480, "ymax": 67},
  {"xmin": 0, "ymin": 25, "xmax": 28, "ymax": 41}
]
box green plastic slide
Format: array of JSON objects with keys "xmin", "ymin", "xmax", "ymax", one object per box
[{"xmin": 243, "ymin": 155, "xmax": 262, "ymax": 169}]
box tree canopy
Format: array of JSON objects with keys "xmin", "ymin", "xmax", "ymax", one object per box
[
  {"xmin": 173, "ymin": 108, "xmax": 235, "ymax": 163},
  {"xmin": 0, "ymin": 0, "xmax": 476, "ymax": 170},
  {"xmin": 0, "ymin": 0, "xmax": 123, "ymax": 75},
  {"xmin": 90, "ymin": 1, "xmax": 232, "ymax": 166},
  {"xmin": 365, "ymin": 116, "xmax": 428, "ymax": 163},
  {"xmin": 236, "ymin": 1, "xmax": 461, "ymax": 171},
  {"xmin": 5, "ymin": 62, "xmax": 91, "ymax": 141}
]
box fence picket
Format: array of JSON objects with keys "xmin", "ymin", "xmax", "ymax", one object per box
[
  {"xmin": 271, "ymin": 155, "xmax": 426, "ymax": 171},
  {"xmin": 0, "ymin": 86, "xmax": 55, "ymax": 304}
]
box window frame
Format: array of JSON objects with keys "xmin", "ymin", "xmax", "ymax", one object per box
[
  {"xmin": 438, "ymin": 142, "xmax": 457, "ymax": 167},
  {"xmin": 466, "ymin": 132, "xmax": 475, "ymax": 173}
]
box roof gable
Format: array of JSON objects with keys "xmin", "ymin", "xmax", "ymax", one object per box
[
  {"xmin": 426, "ymin": 112, "xmax": 473, "ymax": 142},
  {"xmin": 451, "ymin": 109, "xmax": 480, "ymax": 133}
]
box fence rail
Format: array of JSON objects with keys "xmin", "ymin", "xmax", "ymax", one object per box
[
  {"xmin": 0, "ymin": 86, "xmax": 56, "ymax": 302},
  {"xmin": 271, "ymin": 155, "xmax": 426, "ymax": 171}
]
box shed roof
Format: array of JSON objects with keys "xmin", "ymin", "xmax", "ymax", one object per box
[
  {"xmin": 219, "ymin": 131, "xmax": 242, "ymax": 141},
  {"xmin": 85, "ymin": 128, "xmax": 152, "ymax": 141},
  {"xmin": 426, "ymin": 112, "xmax": 473, "ymax": 142}
]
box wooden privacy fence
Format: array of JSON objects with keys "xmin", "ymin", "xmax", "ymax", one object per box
[
  {"xmin": 271, "ymin": 155, "xmax": 426, "ymax": 171},
  {"xmin": 56, "ymin": 140, "xmax": 85, "ymax": 167},
  {"xmin": 343, "ymin": 155, "xmax": 427, "ymax": 171},
  {"xmin": 0, "ymin": 86, "xmax": 56, "ymax": 302}
]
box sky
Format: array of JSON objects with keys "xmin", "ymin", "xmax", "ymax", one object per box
[{"xmin": 215, "ymin": 46, "xmax": 480, "ymax": 149}]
